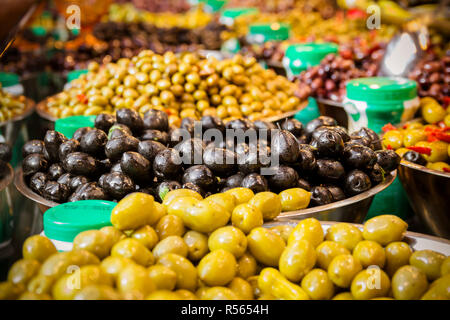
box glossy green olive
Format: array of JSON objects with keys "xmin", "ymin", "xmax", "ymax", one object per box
[
  {"xmin": 441, "ymin": 257, "xmax": 450, "ymax": 276},
  {"xmin": 247, "ymin": 227, "xmax": 285, "ymax": 267},
  {"xmin": 231, "ymin": 204, "xmax": 263, "ymax": 235},
  {"xmin": 351, "ymin": 268, "xmax": 390, "ymax": 300},
  {"xmin": 152, "ymin": 235, "xmax": 188, "ymax": 259},
  {"xmin": 131, "ymin": 225, "xmax": 159, "ymax": 250},
  {"xmin": 288, "ymin": 218, "xmax": 324, "ymax": 248},
  {"xmin": 237, "ymin": 252, "xmax": 258, "ymax": 279},
  {"xmin": 155, "ymin": 215, "xmax": 186, "ymax": 240},
  {"xmin": 22, "ymin": 235, "xmax": 57, "ymax": 263},
  {"xmin": 7, "ymin": 259, "xmax": 41, "ymax": 286},
  {"xmin": 148, "ymin": 265, "xmax": 177, "ymax": 291},
  {"xmin": 183, "ymin": 231, "xmax": 209, "ymax": 261},
  {"xmin": 74, "ymin": 285, "xmax": 121, "ymax": 300},
  {"xmin": 362, "ymin": 215, "xmax": 408, "ymax": 246},
  {"xmin": 332, "ymin": 292, "xmax": 353, "ymax": 300},
  {"xmin": 248, "ymin": 192, "xmax": 282, "ymax": 221},
  {"xmin": 198, "ymin": 249, "xmax": 237, "ymax": 286},
  {"xmin": 111, "ymin": 238, "xmax": 155, "ymax": 267},
  {"xmin": 228, "ymin": 277, "xmax": 253, "ymax": 300},
  {"xmin": 301, "ymin": 269, "xmax": 335, "ymax": 300},
  {"xmin": 100, "ymin": 256, "xmax": 136, "ymax": 281},
  {"xmin": 316, "ymin": 241, "xmax": 350, "ymax": 270},
  {"xmin": 328, "ymin": 254, "xmax": 362, "ymax": 288},
  {"xmin": 410, "ymin": 250, "xmax": 446, "ymax": 281},
  {"xmin": 279, "ymin": 240, "xmax": 316, "ymax": 282},
  {"xmin": 117, "ymin": 264, "xmax": 155, "ymax": 299},
  {"xmin": 208, "ymin": 226, "xmax": 247, "ymax": 258},
  {"xmin": 73, "ymin": 230, "xmax": 113, "ymax": 259},
  {"xmin": 385, "ymin": 242, "xmax": 413, "ymax": 277},
  {"xmin": 392, "ymin": 265, "xmax": 428, "ymax": 300},
  {"xmin": 158, "ymin": 253, "xmax": 198, "ymax": 291},
  {"xmin": 278, "ymin": 188, "xmax": 311, "ymax": 212},
  {"xmin": 353, "ymin": 240, "xmax": 386, "ymax": 268},
  {"xmin": 201, "ymin": 287, "xmax": 239, "ymax": 300},
  {"xmin": 325, "ymin": 223, "xmax": 363, "ymax": 251}
]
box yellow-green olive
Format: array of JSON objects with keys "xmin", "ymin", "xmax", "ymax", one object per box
[
  {"xmin": 362, "ymin": 215, "xmax": 407, "ymax": 246},
  {"xmin": 325, "ymin": 223, "xmax": 363, "ymax": 251},
  {"xmin": 350, "ymin": 268, "xmax": 391, "ymax": 300},
  {"xmin": 353, "ymin": 240, "xmax": 386, "ymax": 268},
  {"xmin": 247, "ymin": 227, "xmax": 285, "ymax": 267},
  {"xmin": 288, "ymin": 218, "xmax": 324, "ymax": 248},
  {"xmin": 197, "ymin": 249, "xmax": 237, "ymax": 286},
  {"xmin": 208, "ymin": 226, "xmax": 247, "ymax": 258},
  {"xmin": 279, "ymin": 240, "xmax": 316, "ymax": 282},
  {"xmin": 301, "ymin": 269, "xmax": 335, "ymax": 300},
  {"xmin": 147, "ymin": 265, "xmax": 177, "ymax": 291},
  {"xmin": 392, "ymin": 265, "xmax": 428, "ymax": 300},
  {"xmin": 328, "ymin": 254, "xmax": 362, "ymax": 288},
  {"xmin": 183, "ymin": 230, "xmax": 209, "ymax": 261},
  {"xmin": 410, "ymin": 250, "xmax": 446, "ymax": 281}
]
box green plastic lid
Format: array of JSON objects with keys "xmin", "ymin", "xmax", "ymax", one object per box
[
  {"xmin": 0, "ymin": 72, "xmax": 20, "ymax": 87},
  {"xmin": 221, "ymin": 7, "xmax": 259, "ymax": 19},
  {"xmin": 31, "ymin": 26, "xmax": 47, "ymax": 37},
  {"xmin": 67, "ymin": 69, "xmax": 88, "ymax": 83},
  {"xmin": 43, "ymin": 200, "xmax": 116, "ymax": 242},
  {"xmin": 55, "ymin": 115, "xmax": 96, "ymax": 138},
  {"xmin": 285, "ymin": 43, "xmax": 338, "ymax": 73},
  {"xmin": 199, "ymin": 0, "xmax": 227, "ymax": 12},
  {"xmin": 249, "ymin": 23, "xmax": 290, "ymax": 42},
  {"xmin": 346, "ymin": 77, "xmax": 417, "ymax": 104}
]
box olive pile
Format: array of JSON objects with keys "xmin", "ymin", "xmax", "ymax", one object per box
[
  {"xmin": 22, "ymin": 107, "xmax": 399, "ymax": 207},
  {"xmin": 0, "ymin": 143, "xmax": 12, "ymax": 176},
  {"xmin": 1, "ymin": 193, "xmax": 449, "ymax": 300},
  {"xmin": 0, "ymin": 86, "xmax": 27, "ymax": 122},
  {"xmin": 43, "ymin": 51, "xmax": 300, "ymax": 122}
]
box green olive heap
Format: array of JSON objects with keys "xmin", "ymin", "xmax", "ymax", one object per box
[{"xmin": 0, "ymin": 86, "xmax": 27, "ymax": 123}]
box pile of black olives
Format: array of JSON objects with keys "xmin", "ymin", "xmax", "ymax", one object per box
[
  {"xmin": 22, "ymin": 109, "xmax": 400, "ymax": 208},
  {"xmin": 0, "ymin": 143, "xmax": 12, "ymax": 177}
]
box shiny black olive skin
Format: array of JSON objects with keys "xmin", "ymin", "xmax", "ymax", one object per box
[
  {"xmin": 44, "ymin": 130, "xmax": 68, "ymax": 162},
  {"xmin": 68, "ymin": 182, "xmax": 107, "ymax": 202},
  {"xmin": 156, "ymin": 181, "xmax": 182, "ymax": 202},
  {"xmin": 344, "ymin": 169, "xmax": 372, "ymax": 196},
  {"xmin": 182, "ymin": 165, "xmax": 216, "ymax": 190},
  {"xmin": 311, "ymin": 126, "xmax": 349, "ymax": 143},
  {"xmin": 48, "ymin": 163, "xmax": 65, "ymax": 180},
  {"xmin": 30, "ymin": 172, "xmax": 48, "ymax": 195},
  {"xmin": 108, "ymin": 124, "xmax": 132, "ymax": 140},
  {"xmin": 253, "ymin": 120, "xmax": 276, "ymax": 141},
  {"xmin": 346, "ymin": 136, "xmax": 373, "ymax": 149},
  {"xmin": 375, "ymin": 150, "xmax": 401, "ymax": 172},
  {"xmin": 105, "ymin": 135, "xmax": 139, "ymax": 161},
  {"xmin": 310, "ymin": 186, "xmax": 333, "ymax": 207},
  {"xmin": 297, "ymin": 145, "xmax": 317, "ymax": 172},
  {"xmin": 95, "ymin": 113, "xmax": 116, "ymax": 133},
  {"xmin": 138, "ymin": 140, "xmax": 167, "ymax": 162},
  {"xmin": 305, "ymin": 116, "xmax": 337, "ymax": 137},
  {"xmin": 174, "ymin": 138, "xmax": 205, "ymax": 166},
  {"xmin": 352, "ymin": 127, "xmax": 382, "ymax": 150},
  {"xmin": 281, "ymin": 118, "xmax": 303, "ymax": 137},
  {"xmin": 326, "ymin": 185, "xmax": 346, "ymax": 202},
  {"xmin": 57, "ymin": 173, "xmax": 74, "ymax": 188},
  {"xmin": 182, "ymin": 182, "xmax": 205, "ymax": 197},
  {"xmin": 153, "ymin": 149, "xmax": 182, "ymax": 179},
  {"xmin": 297, "ymin": 178, "xmax": 311, "ymax": 191},
  {"xmin": 403, "ymin": 151, "xmax": 427, "ymax": 166},
  {"xmin": 368, "ymin": 163, "xmax": 384, "ymax": 184},
  {"xmin": 271, "ymin": 130, "xmax": 300, "ymax": 164},
  {"xmin": 141, "ymin": 130, "xmax": 169, "ymax": 145},
  {"xmin": 237, "ymin": 150, "xmax": 263, "ymax": 174},
  {"xmin": 143, "ymin": 109, "xmax": 169, "ymax": 132},
  {"xmin": 116, "ymin": 108, "xmax": 144, "ymax": 134},
  {"xmin": 180, "ymin": 117, "xmax": 195, "ymax": 134},
  {"xmin": 42, "ymin": 181, "xmax": 70, "ymax": 203},
  {"xmin": 268, "ymin": 166, "xmax": 299, "ymax": 192},
  {"xmin": 120, "ymin": 151, "xmax": 152, "ymax": 182},
  {"xmin": 203, "ymin": 147, "xmax": 236, "ymax": 176},
  {"xmin": 343, "ymin": 145, "xmax": 377, "ymax": 169},
  {"xmin": 168, "ymin": 128, "xmax": 189, "ymax": 147},
  {"xmin": 80, "ymin": 129, "xmax": 108, "ymax": 157},
  {"xmin": 310, "ymin": 130, "xmax": 344, "ymax": 158},
  {"xmin": 111, "ymin": 162, "xmax": 123, "ymax": 174},
  {"xmin": 23, "ymin": 153, "xmax": 49, "ymax": 177},
  {"xmin": 241, "ymin": 173, "xmax": 268, "ymax": 193},
  {"xmin": 73, "ymin": 127, "xmax": 93, "ymax": 142},
  {"xmin": 62, "ymin": 152, "xmax": 97, "ymax": 176},
  {"xmin": 70, "ymin": 176, "xmax": 89, "ymax": 191},
  {"xmin": 224, "ymin": 173, "xmax": 245, "ymax": 189},
  {"xmin": 22, "ymin": 140, "xmax": 45, "ymax": 158},
  {"xmin": 102, "ymin": 172, "xmax": 135, "ymax": 200},
  {"xmin": 225, "ymin": 118, "xmax": 255, "ymax": 131},
  {"xmin": 201, "ymin": 116, "xmax": 225, "ymax": 133},
  {"xmin": 58, "ymin": 139, "xmax": 80, "ymax": 161},
  {"xmin": 316, "ymin": 159, "xmax": 345, "ymax": 182}
]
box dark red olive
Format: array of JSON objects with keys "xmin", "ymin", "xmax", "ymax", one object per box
[
  {"xmin": 57, "ymin": 173, "xmax": 74, "ymax": 188},
  {"xmin": 108, "ymin": 124, "xmax": 132, "ymax": 140},
  {"xmin": 174, "ymin": 138, "xmax": 205, "ymax": 166},
  {"xmin": 368, "ymin": 163, "xmax": 384, "ymax": 184},
  {"xmin": 305, "ymin": 116, "xmax": 337, "ymax": 137},
  {"xmin": 271, "ymin": 130, "xmax": 300, "ymax": 164},
  {"xmin": 141, "ymin": 129, "xmax": 169, "ymax": 145},
  {"xmin": 201, "ymin": 115, "xmax": 225, "ymax": 133},
  {"xmin": 311, "ymin": 130, "xmax": 344, "ymax": 158},
  {"xmin": 297, "ymin": 178, "xmax": 311, "ymax": 191},
  {"xmin": 70, "ymin": 175, "xmax": 89, "ymax": 191},
  {"xmin": 297, "ymin": 146, "xmax": 317, "ymax": 172},
  {"xmin": 68, "ymin": 182, "xmax": 107, "ymax": 202},
  {"xmin": 182, "ymin": 182, "xmax": 205, "ymax": 197},
  {"xmin": 224, "ymin": 173, "xmax": 245, "ymax": 189},
  {"xmin": 326, "ymin": 185, "xmax": 346, "ymax": 202},
  {"xmin": 352, "ymin": 128, "xmax": 382, "ymax": 150}
]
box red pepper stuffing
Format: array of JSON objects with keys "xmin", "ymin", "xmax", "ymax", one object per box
[
  {"xmin": 386, "ymin": 144, "xmax": 393, "ymax": 150},
  {"xmin": 443, "ymin": 167, "xmax": 450, "ymax": 173},
  {"xmin": 382, "ymin": 123, "xmax": 397, "ymax": 133},
  {"xmin": 433, "ymin": 132, "xmax": 450, "ymax": 143},
  {"xmin": 407, "ymin": 146, "xmax": 432, "ymax": 155},
  {"xmin": 427, "ymin": 134, "xmax": 438, "ymax": 142},
  {"xmin": 76, "ymin": 94, "xmax": 88, "ymax": 104}
]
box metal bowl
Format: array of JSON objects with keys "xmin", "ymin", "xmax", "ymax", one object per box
[
  {"xmin": 0, "ymin": 164, "xmax": 14, "ymax": 249},
  {"xmin": 316, "ymin": 98, "xmax": 348, "ymax": 129},
  {"xmin": 14, "ymin": 165, "xmax": 396, "ymax": 222},
  {"xmin": 398, "ymin": 161, "xmax": 450, "ymax": 239},
  {"xmin": 0, "ymin": 98, "xmax": 35, "ymax": 143},
  {"xmin": 265, "ymin": 220, "xmax": 450, "ymax": 255}
]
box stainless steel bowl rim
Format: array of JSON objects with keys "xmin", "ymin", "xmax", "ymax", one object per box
[
  {"xmin": 0, "ymin": 164, "xmax": 14, "ymax": 192},
  {"xmin": 14, "ymin": 167, "xmax": 59, "ymax": 208},
  {"xmin": 401, "ymin": 160, "xmax": 450, "ymax": 179},
  {"xmin": 0, "ymin": 98, "xmax": 35, "ymax": 127}
]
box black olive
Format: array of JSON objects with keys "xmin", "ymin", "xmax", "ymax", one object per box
[
  {"xmin": 241, "ymin": 173, "xmax": 268, "ymax": 193},
  {"xmin": 316, "ymin": 159, "xmax": 345, "ymax": 182},
  {"xmin": 253, "ymin": 120, "xmax": 276, "ymax": 141},
  {"xmin": 343, "ymin": 145, "xmax": 376, "ymax": 169},
  {"xmin": 156, "ymin": 181, "xmax": 181, "ymax": 202},
  {"xmin": 312, "ymin": 126, "xmax": 349, "ymax": 143},
  {"xmin": 174, "ymin": 138, "xmax": 205, "ymax": 166},
  {"xmin": 141, "ymin": 129, "xmax": 169, "ymax": 145},
  {"xmin": 42, "ymin": 181, "xmax": 70, "ymax": 202},
  {"xmin": 116, "ymin": 108, "xmax": 144, "ymax": 134},
  {"xmin": 225, "ymin": 118, "xmax": 255, "ymax": 131},
  {"xmin": 80, "ymin": 128, "xmax": 107, "ymax": 157},
  {"xmin": 281, "ymin": 118, "xmax": 303, "ymax": 137},
  {"xmin": 120, "ymin": 151, "xmax": 152, "ymax": 182},
  {"xmin": 168, "ymin": 127, "xmax": 189, "ymax": 147},
  {"xmin": 108, "ymin": 123, "xmax": 132, "ymax": 140},
  {"xmin": 310, "ymin": 130, "xmax": 344, "ymax": 158},
  {"xmin": 68, "ymin": 182, "xmax": 107, "ymax": 202},
  {"xmin": 143, "ymin": 109, "xmax": 169, "ymax": 132},
  {"xmin": 180, "ymin": 117, "xmax": 196, "ymax": 135},
  {"xmin": 48, "ymin": 163, "xmax": 65, "ymax": 180},
  {"xmin": 44, "ymin": 130, "xmax": 68, "ymax": 162},
  {"xmin": 268, "ymin": 166, "xmax": 299, "ymax": 191},
  {"xmin": 138, "ymin": 140, "xmax": 167, "ymax": 162},
  {"xmin": 296, "ymin": 134, "xmax": 309, "ymax": 144},
  {"xmin": 344, "ymin": 169, "xmax": 372, "ymax": 196},
  {"xmin": 271, "ymin": 130, "xmax": 300, "ymax": 164},
  {"xmin": 22, "ymin": 140, "xmax": 45, "ymax": 158},
  {"xmin": 203, "ymin": 147, "xmax": 237, "ymax": 176},
  {"xmin": 297, "ymin": 178, "xmax": 311, "ymax": 191},
  {"xmin": 95, "ymin": 113, "xmax": 116, "ymax": 133},
  {"xmin": 29, "ymin": 172, "xmax": 48, "ymax": 195},
  {"xmin": 346, "ymin": 136, "xmax": 373, "ymax": 149},
  {"xmin": 352, "ymin": 127, "xmax": 382, "ymax": 150},
  {"xmin": 182, "ymin": 165, "xmax": 216, "ymax": 190},
  {"xmin": 97, "ymin": 158, "xmax": 112, "ymax": 173},
  {"xmin": 224, "ymin": 173, "xmax": 245, "ymax": 189},
  {"xmin": 237, "ymin": 149, "xmax": 264, "ymax": 174},
  {"xmin": 70, "ymin": 175, "xmax": 89, "ymax": 191},
  {"xmin": 111, "ymin": 162, "xmax": 123, "ymax": 174},
  {"xmin": 403, "ymin": 151, "xmax": 427, "ymax": 166},
  {"xmin": 305, "ymin": 116, "xmax": 337, "ymax": 137},
  {"xmin": 102, "ymin": 172, "xmax": 135, "ymax": 200},
  {"xmin": 297, "ymin": 146, "xmax": 317, "ymax": 172},
  {"xmin": 58, "ymin": 139, "xmax": 80, "ymax": 161},
  {"xmin": 73, "ymin": 127, "xmax": 93, "ymax": 142},
  {"xmin": 182, "ymin": 182, "xmax": 205, "ymax": 197},
  {"xmin": 368, "ymin": 163, "xmax": 384, "ymax": 184},
  {"xmin": 57, "ymin": 172, "xmax": 74, "ymax": 188},
  {"xmin": 201, "ymin": 115, "xmax": 225, "ymax": 134},
  {"xmin": 105, "ymin": 135, "xmax": 139, "ymax": 161},
  {"xmin": 0, "ymin": 143, "xmax": 11, "ymax": 165},
  {"xmin": 23, "ymin": 153, "xmax": 48, "ymax": 177},
  {"xmin": 375, "ymin": 150, "xmax": 401, "ymax": 172},
  {"xmin": 310, "ymin": 186, "xmax": 333, "ymax": 207},
  {"xmin": 62, "ymin": 152, "xmax": 97, "ymax": 176},
  {"xmin": 153, "ymin": 148, "xmax": 182, "ymax": 179},
  {"xmin": 325, "ymin": 185, "xmax": 346, "ymax": 202}
]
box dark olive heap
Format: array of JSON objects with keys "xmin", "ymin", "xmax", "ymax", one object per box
[
  {"xmin": 0, "ymin": 143, "xmax": 12, "ymax": 177},
  {"xmin": 22, "ymin": 110, "xmax": 399, "ymax": 207}
]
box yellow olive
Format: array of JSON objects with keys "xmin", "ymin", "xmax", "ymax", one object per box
[
  {"xmin": 316, "ymin": 241, "xmax": 350, "ymax": 270},
  {"xmin": 392, "ymin": 265, "xmax": 428, "ymax": 300},
  {"xmin": 198, "ymin": 249, "xmax": 237, "ymax": 286},
  {"xmin": 353, "ymin": 240, "xmax": 386, "ymax": 268},
  {"xmin": 363, "ymin": 215, "xmax": 408, "ymax": 246},
  {"xmin": 148, "ymin": 265, "xmax": 177, "ymax": 291},
  {"xmin": 382, "ymin": 130, "xmax": 403, "ymax": 149},
  {"xmin": 328, "ymin": 254, "xmax": 362, "ymax": 288},
  {"xmin": 332, "ymin": 292, "xmax": 354, "ymax": 300},
  {"xmin": 131, "ymin": 225, "xmax": 159, "ymax": 250},
  {"xmin": 231, "ymin": 203, "xmax": 263, "ymax": 234},
  {"xmin": 224, "ymin": 187, "xmax": 254, "ymax": 205},
  {"xmin": 279, "ymin": 240, "xmax": 316, "ymax": 282},
  {"xmin": 27, "ymin": 275, "xmax": 54, "ymax": 295},
  {"xmin": 100, "ymin": 256, "xmax": 135, "ymax": 281},
  {"xmin": 237, "ymin": 252, "xmax": 258, "ymax": 279},
  {"xmin": 204, "ymin": 193, "xmax": 236, "ymax": 213},
  {"xmin": 270, "ymin": 225, "xmax": 293, "ymax": 243},
  {"xmin": 176, "ymin": 289, "xmax": 198, "ymax": 300},
  {"xmin": 155, "ymin": 215, "xmax": 186, "ymax": 240},
  {"xmin": 248, "ymin": 192, "xmax": 282, "ymax": 221},
  {"xmin": 350, "ymin": 268, "xmax": 391, "ymax": 300},
  {"xmin": 201, "ymin": 287, "xmax": 239, "ymax": 300},
  {"xmin": 0, "ymin": 282, "xmax": 25, "ymax": 300},
  {"xmin": 278, "ymin": 188, "xmax": 311, "ymax": 212},
  {"xmin": 325, "ymin": 223, "xmax": 363, "ymax": 251},
  {"xmin": 228, "ymin": 277, "xmax": 253, "ymax": 300},
  {"xmin": 301, "ymin": 269, "xmax": 335, "ymax": 300},
  {"xmin": 146, "ymin": 290, "xmax": 181, "ymax": 300},
  {"xmin": 247, "ymin": 227, "xmax": 285, "ymax": 267},
  {"xmin": 73, "ymin": 230, "xmax": 112, "ymax": 259},
  {"xmin": 410, "ymin": 250, "xmax": 446, "ymax": 281},
  {"xmin": 288, "ymin": 218, "xmax": 324, "ymax": 248},
  {"xmin": 152, "ymin": 235, "xmax": 188, "ymax": 259},
  {"xmin": 73, "ymin": 285, "xmax": 121, "ymax": 300},
  {"xmin": 441, "ymin": 257, "xmax": 450, "ymax": 276},
  {"xmin": 183, "ymin": 230, "xmax": 209, "ymax": 262},
  {"xmin": 158, "ymin": 253, "xmax": 198, "ymax": 291},
  {"xmin": 385, "ymin": 241, "xmax": 413, "ymax": 277},
  {"xmin": 100, "ymin": 226, "xmax": 126, "ymax": 245},
  {"xmin": 208, "ymin": 226, "xmax": 247, "ymax": 258},
  {"xmin": 22, "ymin": 235, "xmax": 57, "ymax": 263},
  {"xmin": 111, "ymin": 238, "xmax": 155, "ymax": 267},
  {"xmin": 111, "ymin": 193, "xmax": 157, "ymax": 230},
  {"xmin": 258, "ymin": 268, "xmax": 309, "ymax": 300},
  {"xmin": 421, "ymin": 275, "xmax": 450, "ymax": 300},
  {"xmin": 117, "ymin": 264, "xmax": 155, "ymax": 299},
  {"xmin": 7, "ymin": 259, "xmax": 41, "ymax": 286}
]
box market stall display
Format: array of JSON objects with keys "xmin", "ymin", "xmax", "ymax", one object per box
[{"xmin": 0, "ymin": 143, "xmax": 14, "ymax": 248}]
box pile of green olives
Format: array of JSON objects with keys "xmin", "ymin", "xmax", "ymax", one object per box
[
  {"xmin": 22, "ymin": 109, "xmax": 399, "ymax": 208},
  {"xmin": 0, "ymin": 86, "xmax": 27, "ymax": 123},
  {"xmin": 1, "ymin": 192, "xmax": 448, "ymax": 300}
]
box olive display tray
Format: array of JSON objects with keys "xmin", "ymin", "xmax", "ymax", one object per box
[
  {"xmin": 36, "ymin": 96, "xmax": 308, "ymax": 123},
  {"xmin": 0, "ymin": 98, "xmax": 35, "ymax": 127},
  {"xmin": 15, "ymin": 167, "xmax": 395, "ymax": 221},
  {"xmin": 265, "ymin": 220, "xmax": 450, "ymax": 256}
]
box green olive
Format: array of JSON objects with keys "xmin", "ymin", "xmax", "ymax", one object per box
[
  {"xmin": 198, "ymin": 249, "xmax": 237, "ymax": 286},
  {"xmin": 350, "ymin": 268, "xmax": 391, "ymax": 300},
  {"xmin": 301, "ymin": 269, "xmax": 335, "ymax": 300},
  {"xmin": 208, "ymin": 226, "xmax": 247, "ymax": 258},
  {"xmin": 410, "ymin": 250, "xmax": 446, "ymax": 281},
  {"xmin": 158, "ymin": 253, "xmax": 198, "ymax": 291},
  {"xmin": 316, "ymin": 241, "xmax": 350, "ymax": 270},
  {"xmin": 111, "ymin": 238, "xmax": 155, "ymax": 267},
  {"xmin": 353, "ymin": 240, "xmax": 386, "ymax": 268},
  {"xmin": 385, "ymin": 242, "xmax": 412, "ymax": 277},
  {"xmin": 328, "ymin": 254, "xmax": 362, "ymax": 288},
  {"xmin": 392, "ymin": 265, "xmax": 428, "ymax": 300},
  {"xmin": 325, "ymin": 223, "xmax": 363, "ymax": 251},
  {"xmin": 7, "ymin": 259, "xmax": 41, "ymax": 286},
  {"xmin": 148, "ymin": 265, "xmax": 177, "ymax": 291},
  {"xmin": 73, "ymin": 230, "xmax": 113, "ymax": 259},
  {"xmin": 152, "ymin": 235, "xmax": 188, "ymax": 259},
  {"xmin": 22, "ymin": 235, "xmax": 57, "ymax": 263},
  {"xmin": 183, "ymin": 230, "xmax": 209, "ymax": 262}
]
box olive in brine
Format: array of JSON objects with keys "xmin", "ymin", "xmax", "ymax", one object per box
[
  {"xmin": 44, "ymin": 130, "xmax": 68, "ymax": 162},
  {"xmin": 57, "ymin": 173, "xmax": 73, "ymax": 187},
  {"xmin": 70, "ymin": 176, "xmax": 89, "ymax": 191},
  {"xmin": 316, "ymin": 159, "xmax": 345, "ymax": 183},
  {"xmin": 108, "ymin": 124, "xmax": 132, "ymax": 140},
  {"xmin": 143, "ymin": 109, "xmax": 169, "ymax": 132},
  {"xmin": 141, "ymin": 130, "xmax": 168, "ymax": 145},
  {"xmin": 120, "ymin": 151, "xmax": 152, "ymax": 182},
  {"xmin": 42, "ymin": 181, "xmax": 70, "ymax": 202},
  {"xmin": 305, "ymin": 116, "xmax": 337, "ymax": 137},
  {"xmin": 105, "ymin": 135, "xmax": 139, "ymax": 161},
  {"xmin": 271, "ymin": 130, "xmax": 300, "ymax": 164},
  {"xmin": 353, "ymin": 127, "xmax": 382, "ymax": 150},
  {"xmin": 174, "ymin": 138, "xmax": 205, "ymax": 167},
  {"xmin": 156, "ymin": 181, "xmax": 182, "ymax": 202},
  {"xmin": 22, "ymin": 140, "xmax": 45, "ymax": 158},
  {"xmin": 138, "ymin": 140, "xmax": 167, "ymax": 163},
  {"xmin": 23, "ymin": 154, "xmax": 48, "ymax": 177},
  {"xmin": 95, "ymin": 113, "xmax": 116, "ymax": 133},
  {"xmin": 116, "ymin": 108, "xmax": 144, "ymax": 134},
  {"xmin": 281, "ymin": 118, "xmax": 303, "ymax": 137},
  {"xmin": 343, "ymin": 145, "xmax": 376, "ymax": 169},
  {"xmin": 311, "ymin": 130, "xmax": 344, "ymax": 158},
  {"xmin": 344, "ymin": 170, "xmax": 372, "ymax": 196},
  {"xmin": 103, "ymin": 172, "xmax": 135, "ymax": 200},
  {"xmin": 48, "ymin": 163, "xmax": 65, "ymax": 180},
  {"xmin": 73, "ymin": 127, "xmax": 93, "ymax": 142},
  {"xmin": 203, "ymin": 147, "xmax": 236, "ymax": 176},
  {"xmin": 268, "ymin": 166, "xmax": 299, "ymax": 192},
  {"xmin": 29, "ymin": 172, "xmax": 48, "ymax": 195},
  {"xmin": 68, "ymin": 182, "xmax": 107, "ymax": 202},
  {"xmin": 403, "ymin": 151, "xmax": 427, "ymax": 166},
  {"xmin": 153, "ymin": 149, "xmax": 182, "ymax": 179},
  {"xmin": 62, "ymin": 152, "xmax": 97, "ymax": 176},
  {"xmin": 80, "ymin": 129, "xmax": 108, "ymax": 157},
  {"xmin": 241, "ymin": 173, "xmax": 268, "ymax": 193},
  {"xmin": 375, "ymin": 150, "xmax": 401, "ymax": 172},
  {"xmin": 182, "ymin": 165, "xmax": 216, "ymax": 190},
  {"xmin": 58, "ymin": 139, "xmax": 80, "ymax": 161},
  {"xmin": 310, "ymin": 186, "xmax": 333, "ymax": 207}
]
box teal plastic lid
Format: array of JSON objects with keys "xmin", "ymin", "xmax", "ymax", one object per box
[
  {"xmin": 249, "ymin": 23, "xmax": 290, "ymax": 42},
  {"xmin": 221, "ymin": 7, "xmax": 259, "ymax": 19},
  {"xmin": 31, "ymin": 26, "xmax": 47, "ymax": 37},
  {"xmin": 0, "ymin": 72, "xmax": 20, "ymax": 87},
  {"xmin": 285, "ymin": 43, "xmax": 338, "ymax": 73},
  {"xmin": 43, "ymin": 200, "xmax": 116, "ymax": 242},
  {"xmin": 346, "ymin": 77, "xmax": 417, "ymax": 104},
  {"xmin": 199, "ymin": 0, "xmax": 227, "ymax": 12},
  {"xmin": 55, "ymin": 115, "xmax": 96, "ymax": 138},
  {"xmin": 67, "ymin": 69, "xmax": 88, "ymax": 83}
]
